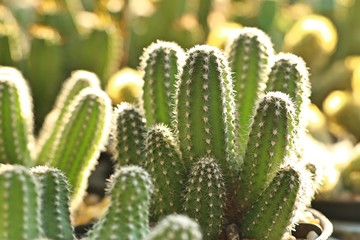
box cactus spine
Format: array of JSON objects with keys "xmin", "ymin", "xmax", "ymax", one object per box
[
  {"xmin": 183, "ymin": 157, "xmax": 226, "ymax": 240},
  {"xmin": 140, "ymin": 41, "xmax": 185, "ymax": 126},
  {"xmin": 225, "ymin": 27, "xmax": 274, "ymax": 157},
  {"xmin": 240, "ymin": 165, "xmax": 310, "ymax": 240},
  {"xmin": 49, "ymin": 88, "xmax": 112, "ymax": 210},
  {"xmin": 145, "ymin": 124, "xmax": 185, "ymax": 221},
  {"xmin": 30, "ymin": 166, "xmax": 74, "ymax": 240},
  {"xmin": 0, "ymin": 164, "xmax": 43, "ymax": 240},
  {"xmin": 86, "ymin": 166, "xmax": 153, "ymax": 240},
  {"xmin": 176, "ymin": 45, "xmax": 238, "ymax": 176},
  {"xmin": 112, "ymin": 102, "xmax": 146, "ymax": 167},
  {"xmin": 36, "ymin": 70, "xmax": 101, "ymax": 165},
  {"xmin": 0, "ymin": 67, "xmax": 34, "ymax": 165},
  {"xmin": 236, "ymin": 92, "xmax": 296, "ymax": 210},
  {"xmin": 145, "ymin": 215, "xmax": 202, "ymax": 240}
]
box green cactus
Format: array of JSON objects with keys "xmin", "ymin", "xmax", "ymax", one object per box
[
  {"xmin": 183, "ymin": 157, "xmax": 226, "ymax": 240},
  {"xmin": 86, "ymin": 166, "xmax": 153, "ymax": 240},
  {"xmin": 36, "ymin": 70, "xmax": 101, "ymax": 165},
  {"xmin": 240, "ymin": 165, "xmax": 310, "ymax": 240},
  {"xmin": 30, "ymin": 166, "xmax": 74, "ymax": 240},
  {"xmin": 224, "ymin": 27, "xmax": 274, "ymax": 157},
  {"xmin": 140, "ymin": 40, "xmax": 185, "ymax": 126},
  {"xmin": 112, "ymin": 102, "xmax": 146, "ymax": 167},
  {"xmin": 236, "ymin": 92, "xmax": 296, "ymax": 210},
  {"xmin": 0, "ymin": 67, "xmax": 34, "ymax": 166},
  {"xmin": 145, "ymin": 214, "xmax": 202, "ymax": 240},
  {"xmin": 175, "ymin": 45, "xmax": 238, "ymax": 177},
  {"xmin": 145, "ymin": 124, "xmax": 185, "ymax": 222},
  {"xmin": 0, "ymin": 164, "xmax": 43, "ymax": 240},
  {"xmin": 48, "ymin": 88, "xmax": 112, "ymax": 210}
]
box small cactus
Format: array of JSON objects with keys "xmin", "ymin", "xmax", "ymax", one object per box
[
  {"xmin": 30, "ymin": 166, "xmax": 74, "ymax": 240},
  {"xmin": 140, "ymin": 40, "xmax": 185, "ymax": 126},
  {"xmin": 225, "ymin": 27, "xmax": 274, "ymax": 157},
  {"xmin": 145, "ymin": 214, "xmax": 202, "ymax": 240},
  {"xmin": 0, "ymin": 67, "xmax": 34, "ymax": 166},
  {"xmin": 145, "ymin": 124, "xmax": 185, "ymax": 221},
  {"xmin": 183, "ymin": 157, "xmax": 226, "ymax": 240},
  {"xmin": 0, "ymin": 164, "xmax": 43, "ymax": 240},
  {"xmin": 112, "ymin": 102, "xmax": 146, "ymax": 167},
  {"xmin": 86, "ymin": 166, "xmax": 154, "ymax": 240}
]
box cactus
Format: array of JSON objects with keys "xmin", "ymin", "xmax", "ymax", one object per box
[
  {"xmin": 145, "ymin": 124, "xmax": 185, "ymax": 221},
  {"xmin": 240, "ymin": 165, "xmax": 310, "ymax": 240},
  {"xmin": 0, "ymin": 67, "xmax": 34, "ymax": 166},
  {"xmin": 36, "ymin": 70, "xmax": 101, "ymax": 165},
  {"xmin": 145, "ymin": 215, "xmax": 202, "ymax": 240},
  {"xmin": 175, "ymin": 45, "xmax": 238, "ymax": 176},
  {"xmin": 224, "ymin": 27, "xmax": 274, "ymax": 157},
  {"xmin": 236, "ymin": 92, "xmax": 296, "ymax": 210},
  {"xmin": 86, "ymin": 166, "xmax": 153, "ymax": 240},
  {"xmin": 112, "ymin": 102, "xmax": 146, "ymax": 167},
  {"xmin": 30, "ymin": 166, "xmax": 74, "ymax": 240},
  {"xmin": 183, "ymin": 157, "xmax": 226, "ymax": 240},
  {"xmin": 140, "ymin": 40, "xmax": 185, "ymax": 126},
  {"xmin": 0, "ymin": 164, "xmax": 43, "ymax": 240},
  {"xmin": 48, "ymin": 88, "xmax": 112, "ymax": 210}
]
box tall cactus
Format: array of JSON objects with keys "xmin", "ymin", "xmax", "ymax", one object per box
[
  {"xmin": 48, "ymin": 88, "xmax": 112, "ymax": 210},
  {"xmin": 36, "ymin": 70, "xmax": 101, "ymax": 165},
  {"xmin": 236, "ymin": 92, "xmax": 296, "ymax": 210},
  {"xmin": 0, "ymin": 164, "xmax": 43, "ymax": 240},
  {"xmin": 140, "ymin": 40, "xmax": 185, "ymax": 126},
  {"xmin": 86, "ymin": 166, "xmax": 153, "ymax": 240},
  {"xmin": 30, "ymin": 166, "xmax": 74, "ymax": 240},
  {"xmin": 175, "ymin": 45, "xmax": 238, "ymax": 176},
  {"xmin": 145, "ymin": 215, "xmax": 202, "ymax": 240},
  {"xmin": 112, "ymin": 102, "xmax": 146, "ymax": 167},
  {"xmin": 240, "ymin": 165, "xmax": 310, "ymax": 240},
  {"xmin": 183, "ymin": 157, "xmax": 226, "ymax": 240},
  {"xmin": 224, "ymin": 27, "xmax": 274, "ymax": 157},
  {"xmin": 0, "ymin": 67, "xmax": 34, "ymax": 166},
  {"xmin": 145, "ymin": 124, "xmax": 185, "ymax": 221}
]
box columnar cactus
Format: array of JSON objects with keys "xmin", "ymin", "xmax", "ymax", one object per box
[
  {"xmin": 0, "ymin": 67, "xmax": 34, "ymax": 166},
  {"xmin": 112, "ymin": 102, "xmax": 146, "ymax": 167},
  {"xmin": 30, "ymin": 166, "xmax": 74, "ymax": 240},
  {"xmin": 145, "ymin": 215, "xmax": 202, "ymax": 240},
  {"xmin": 145, "ymin": 124, "xmax": 185, "ymax": 221},
  {"xmin": 0, "ymin": 164, "xmax": 43, "ymax": 240},
  {"xmin": 183, "ymin": 157, "xmax": 226, "ymax": 240},
  {"xmin": 86, "ymin": 166, "xmax": 153, "ymax": 240},
  {"xmin": 224, "ymin": 27, "xmax": 274, "ymax": 157},
  {"xmin": 236, "ymin": 92, "xmax": 296, "ymax": 210},
  {"xmin": 140, "ymin": 40, "xmax": 185, "ymax": 126},
  {"xmin": 36, "ymin": 70, "xmax": 101, "ymax": 165},
  {"xmin": 175, "ymin": 45, "xmax": 238, "ymax": 176}
]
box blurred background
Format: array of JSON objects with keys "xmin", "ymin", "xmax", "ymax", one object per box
[{"xmin": 1, "ymin": 0, "xmax": 360, "ymax": 236}]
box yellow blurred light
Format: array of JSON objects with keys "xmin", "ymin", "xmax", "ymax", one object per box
[
  {"xmin": 323, "ymin": 91, "xmax": 350, "ymax": 117},
  {"xmin": 308, "ymin": 104, "xmax": 326, "ymax": 129},
  {"xmin": 206, "ymin": 22, "xmax": 243, "ymax": 49}
]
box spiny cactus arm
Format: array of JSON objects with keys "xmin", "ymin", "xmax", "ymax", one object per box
[
  {"xmin": 0, "ymin": 67, "xmax": 34, "ymax": 165},
  {"xmin": 175, "ymin": 45, "xmax": 238, "ymax": 175},
  {"xmin": 111, "ymin": 102, "xmax": 146, "ymax": 167},
  {"xmin": 145, "ymin": 214, "xmax": 202, "ymax": 240},
  {"xmin": 30, "ymin": 166, "xmax": 75, "ymax": 240},
  {"xmin": 236, "ymin": 92, "xmax": 296, "ymax": 210},
  {"xmin": 140, "ymin": 40, "xmax": 185, "ymax": 126},
  {"xmin": 183, "ymin": 157, "xmax": 226, "ymax": 240},
  {"xmin": 266, "ymin": 53, "xmax": 310, "ymax": 130},
  {"xmin": 240, "ymin": 165, "xmax": 311, "ymax": 240},
  {"xmin": 49, "ymin": 88, "xmax": 112, "ymax": 211},
  {"xmin": 86, "ymin": 166, "xmax": 153, "ymax": 240},
  {"xmin": 145, "ymin": 124, "xmax": 185, "ymax": 221},
  {"xmin": 0, "ymin": 164, "xmax": 43, "ymax": 240},
  {"xmin": 36, "ymin": 70, "xmax": 101, "ymax": 165},
  {"xmin": 224, "ymin": 27, "xmax": 274, "ymax": 157}
]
